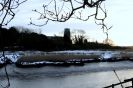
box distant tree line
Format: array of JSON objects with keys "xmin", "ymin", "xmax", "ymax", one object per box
[
  {"xmin": 0, "ymin": 27, "xmax": 123, "ymax": 51},
  {"xmin": 0, "ymin": 27, "xmax": 53, "ymax": 51}
]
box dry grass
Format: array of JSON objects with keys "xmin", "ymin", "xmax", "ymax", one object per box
[{"xmin": 17, "ymin": 54, "xmax": 100, "ymax": 63}]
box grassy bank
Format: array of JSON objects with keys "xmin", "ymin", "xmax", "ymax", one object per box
[{"xmin": 17, "ymin": 54, "xmax": 100, "ymax": 63}]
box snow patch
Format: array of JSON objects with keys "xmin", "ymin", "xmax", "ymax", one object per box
[
  {"xmin": 0, "ymin": 52, "xmax": 21, "ymax": 64},
  {"xmin": 0, "ymin": 50, "xmax": 125, "ymax": 64},
  {"xmin": 101, "ymin": 52, "xmax": 112, "ymax": 60}
]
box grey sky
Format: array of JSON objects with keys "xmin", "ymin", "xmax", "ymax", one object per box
[{"xmin": 7, "ymin": 0, "xmax": 133, "ymax": 46}]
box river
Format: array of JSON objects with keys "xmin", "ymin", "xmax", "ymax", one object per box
[{"xmin": 1, "ymin": 61, "xmax": 133, "ymax": 88}]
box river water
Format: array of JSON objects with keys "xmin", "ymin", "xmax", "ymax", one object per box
[{"xmin": 1, "ymin": 61, "xmax": 133, "ymax": 88}]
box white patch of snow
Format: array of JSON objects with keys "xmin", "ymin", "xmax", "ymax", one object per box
[
  {"xmin": 0, "ymin": 52, "xmax": 22, "ymax": 64},
  {"xmin": 0, "ymin": 50, "xmax": 126, "ymax": 64},
  {"xmin": 0, "ymin": 57, "xmax": 4, "ymax": 64},
  {"xmin": 49, "ymin": 50, "xmax": 105, "ymax": 56},
  {"xmin": 100, "ymin": 52, "xmax": 112, "ymax": 60},
  {"xmin": 5, "ymin": 54, "xmax": 20, "ymax": 63}
]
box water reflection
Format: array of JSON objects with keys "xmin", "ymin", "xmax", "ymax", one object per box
[{"xmin": 1, "ymin": 61, "xmax": 133, "ymax": 88}]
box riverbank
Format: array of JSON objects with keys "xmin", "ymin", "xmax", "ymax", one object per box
[
  {"xmin": 1, "ymin": 50, "xmax": 133, "ymax": 68},
  {"xmin": 15, "ymin": 54, "xmax": 100, "ymax": 67},
  {"xmin": 15, "ymin": 50, "xmax": 133, "ymax": 67}
]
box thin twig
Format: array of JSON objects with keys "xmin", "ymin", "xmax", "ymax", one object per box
[
  {"xmin": 0, "ymin": 0, "xmax": 27, "ymax": 87},
  {"xmin": 113, "ymin": 70, "xmax": 124, "ymax": 88}
]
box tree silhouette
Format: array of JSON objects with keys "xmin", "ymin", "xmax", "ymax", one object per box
[
  {"xmin": 30, "ymin": 0, "xmax": 112, "ymax": 40},
  {"xmin": 30, "ymin": 0, "xmax": 110, "ymax": 29},
  {"xmin": 0, "ymin": 0, "xmax": 27, "ymax": 27},
  {"xmin": 0, "ymin": 0, "xmax": 27, "ymax": 88},
  {"xmin": 31, "ymin": 0, "xmax": 106, "ymax": 23},
  {"xmin": 71, "ymin": 29, "xmax": 87, "ymax": 44},
  {"xmin": 103, "ymin": 38, "xmax": 114, "ymax": 46}
]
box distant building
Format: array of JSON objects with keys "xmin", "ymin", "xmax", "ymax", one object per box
[{"xmin": 47, "ymin": 28, "xmax": 72, "ymax": 49}]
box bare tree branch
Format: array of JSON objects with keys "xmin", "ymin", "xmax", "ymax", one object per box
[
  {"xmin": 0, "ymin": 0, "xmax": 27, "ymax": 27},
  {"xmin": 30, "ymin": 0, "xmax": 106, "ymax": 25},
  {"xmin": 0, "ymin": 0, "xmax": 27, "ymax": 88},
  {"xmin": 30, "ymin": 0, "xmax": 112, "ymax": 44}
]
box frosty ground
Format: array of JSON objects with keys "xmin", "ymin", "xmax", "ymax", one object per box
[{"xmin": 0, "ymin": 50, "xmax": 133, "ymax": 65}]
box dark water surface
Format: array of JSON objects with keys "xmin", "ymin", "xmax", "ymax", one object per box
[{"xmin": 1, "ymin": 61, "xmax": 133, "ymax": 88}]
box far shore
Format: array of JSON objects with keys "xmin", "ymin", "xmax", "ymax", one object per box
[
  {"xmin": 1, "ymin": 49, "xmax": 133, "ymax": 68},
  {"xmin": 17, "ymin": 54, "xmax": 100, "ymax": 63},
  {"xmin": 16, "ymin": 49, "xmax": 133, "ymax": 63}
]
